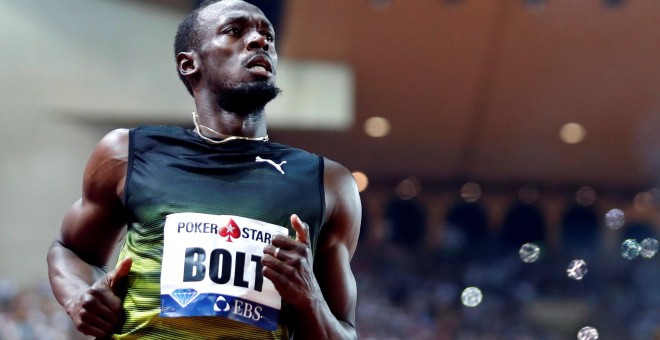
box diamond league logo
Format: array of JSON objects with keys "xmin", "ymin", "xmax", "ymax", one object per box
[{"xmin": 170, "ymin": 288, "xmax": 199, "ymax": 307}]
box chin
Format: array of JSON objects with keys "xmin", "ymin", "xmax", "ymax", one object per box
[
  {"xmin": 218, "ymin": 81, "xmax": 282, "ymax": 115},
  {"xmin": 249, "ymin": 75, "xmax": 275, "ymax": 85}
]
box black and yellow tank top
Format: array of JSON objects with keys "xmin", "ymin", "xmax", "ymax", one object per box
[{"xmin": 116, "ymin": 125, "xmax": 325, "ymax": 339}]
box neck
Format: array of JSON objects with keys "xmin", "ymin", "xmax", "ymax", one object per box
[
  {"xmin": 193, "ymin": 93, "xmax": 268, "ymax": 138},
  {"xmin": 191, "ymin": 111, "xmax": 269, "ymax": 144}
]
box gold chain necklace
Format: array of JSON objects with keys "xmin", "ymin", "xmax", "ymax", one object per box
[{"xmin": 191, "ymin": 112, "xmax": 269, "ymax": 144}]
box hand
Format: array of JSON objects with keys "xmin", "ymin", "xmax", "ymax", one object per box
[
  {"xmin": 66, "ymin": 257, "xmax": 132, "ymax": 338},
  {"xmin": 262, "ymin": 214, "xmax": 322, "ymax": 308}
]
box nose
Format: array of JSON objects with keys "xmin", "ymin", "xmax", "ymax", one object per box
[{"xmin": 246, "ymin": 30, "xmax": 270, "ymax": 52}]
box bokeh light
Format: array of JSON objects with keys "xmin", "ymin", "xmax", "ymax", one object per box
[
  {"xmin": 639, "ymin": 238, "xmax": 658, "ymax": 259},
  {"xmin": 575, "ymin": 186, "xmax": 596, "ymax": 206},
  {"xmin": 577, "ymin": 326, "xmax": 599, "ymax": 340},
  {"xmin": 460, "ymin": 182, "xmax": 482, "ymax": 203},
  {"xmin": 633, "ymin": 191, "xmax": 654, "ymax": 212},
  {"xmin": 395, "ymin": 177, "xmax": 421, "ymax": 200},
  {"xmin": 566, "ymin": 259, "xmax": 588, "ymax": 280},
  {"xmin": 559, "ymin": 122, "xmax": 586, "ymax": 144},
  {"xmin": 648, "ymin": 187, "xmax": 660, "ymax": 206},
  {"xmin": 620, "ymin": 239, "xmax": 641, "ymax": 260},
  {"xmin": 352, "ymin": 171, "xmax": 369, "ymax": 193},
  {"xmin": 519, "ymin": 243, "xmax": 541, "ymax": 263},
  {"xmin": 461, "ymin": 287, "xmax": 483, "ymax": 307},
  {"xmin": 364, "ymin": 116, "xmax": 391, "ymax": 138},
  {"xmin": 604, "ymin": 208, "xmax": 625, "ymax": 229}
]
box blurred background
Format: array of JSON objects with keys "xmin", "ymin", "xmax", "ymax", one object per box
[{"xmin": 1, "ymin": 0, "xmax": 659, "ymax": 339}]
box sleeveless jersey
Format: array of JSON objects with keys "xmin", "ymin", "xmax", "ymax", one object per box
[{"xmin": 115, "ymin": 125, "xmax": 325, "ymax": 339}]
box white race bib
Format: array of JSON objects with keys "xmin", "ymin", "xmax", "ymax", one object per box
[{"xmin": 160, "ymin": 212, "xmax": 289, "ymax": 331}]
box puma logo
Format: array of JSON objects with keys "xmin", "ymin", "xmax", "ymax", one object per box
[{"xmin": 255, "ymin": 156, "xmax": 287, "ymax": 175}]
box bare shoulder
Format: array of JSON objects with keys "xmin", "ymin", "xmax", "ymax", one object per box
[
  {"xmin": 95, "ymin": 128, "xmax": 129, "ymax": 160},
  {"xmin": 323, "ymin": 157, "xmax": 357, "ymax": 191},
  {"xmin": 321, "ymin": 157, "xmax": 361, "ymax": 254},
  {"xmin": 322, "ymin": 158, "xmax": 358, "ymax": 212},
  {"xmin": 83, "ymin": 129, "xmax": 130, "ymax": 200}
]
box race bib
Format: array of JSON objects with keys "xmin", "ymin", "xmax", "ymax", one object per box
[{"xmin": 160, "ymin": 212, "xmax": 289, "ymax": 331}]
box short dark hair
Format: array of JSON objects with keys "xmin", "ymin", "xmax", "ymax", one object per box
[{"xmin": 173, "ymin": 0, "xmax": 225, "ymax": 96}]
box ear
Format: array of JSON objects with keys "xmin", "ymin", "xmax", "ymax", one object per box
[{"xmin": 177, "ymin": 51, "xmax": 199, "ymax": 76}]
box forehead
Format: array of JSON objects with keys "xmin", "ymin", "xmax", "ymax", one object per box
[{"xmin": 197, "ymin": 1, "xmax": 272, "ymax": 29}]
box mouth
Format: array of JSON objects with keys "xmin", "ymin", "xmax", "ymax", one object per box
[{"xmin": 246, "ymin": 55, "xmax": 273, "ymax": 75}]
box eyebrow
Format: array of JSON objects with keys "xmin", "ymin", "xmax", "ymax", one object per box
[{"xmin": 218, "ymin": 13, "xmax": 274, "ymax": 32}]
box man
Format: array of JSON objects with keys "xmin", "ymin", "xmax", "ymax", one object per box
[{"xmin": 47, "ymin": 0, "xmax": 361, "ymax": 338}]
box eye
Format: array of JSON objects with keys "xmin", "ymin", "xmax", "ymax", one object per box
[
  {"xmin": 260, "ymin": 30, "xmax": 274, "ymax": 43},
  {"xmin": 226, "ymin": 27, "xmax": 242, "ymax": 36}
]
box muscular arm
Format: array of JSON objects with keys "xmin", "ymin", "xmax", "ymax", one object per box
[
  {"xmin": 263, "ymin": 158, "xmax": 361, "ymax": 339},
  {"xmin": 47, "ymin": 129, "xmax": 131, "ymax": 337},
  {"xmin": 301, "ymin": 158, "xmax": 361, "ymax": 339}
]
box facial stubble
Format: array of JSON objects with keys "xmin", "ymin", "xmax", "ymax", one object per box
[{"xmin": 217, "ymin": 80, "xmax": 282, "ymax": 116}]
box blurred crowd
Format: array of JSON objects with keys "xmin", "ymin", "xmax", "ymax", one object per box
[
  {"xmin": 353, "ymin": 184, "xmax": 660, "ymax": 339},
  {"xmin": 0, "ymin": 280, "xmax": 84, "ymax": 340},
  {"xmin": 353, "ymin": 241, "xmax": 660, "ymax": 339}
]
